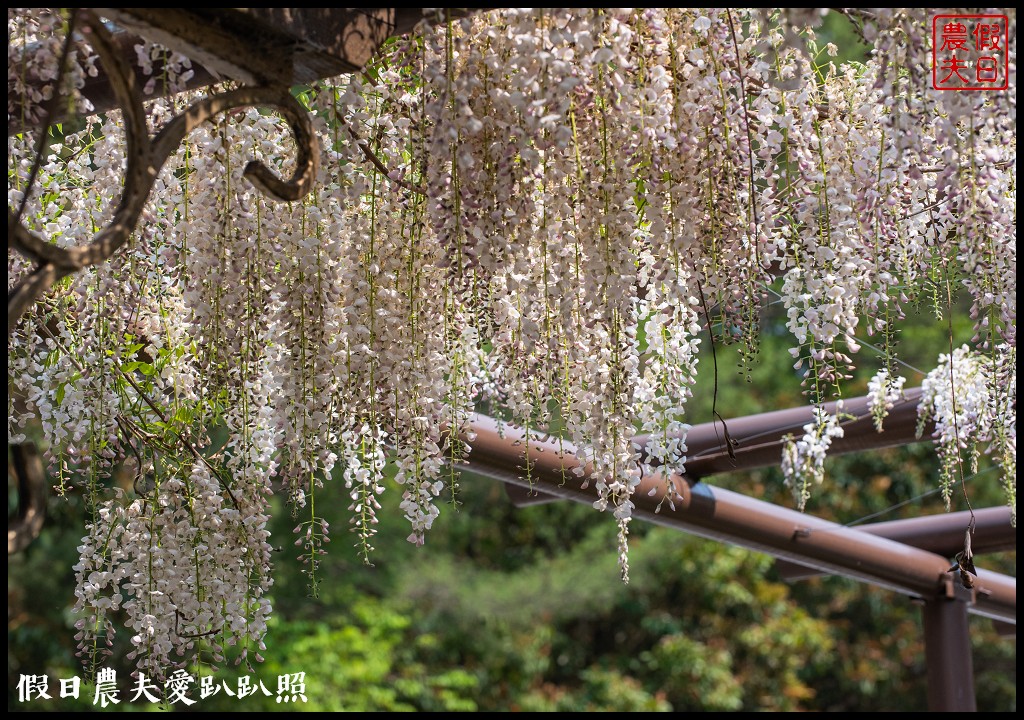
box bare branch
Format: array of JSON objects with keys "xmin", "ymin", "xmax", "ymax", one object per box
[{"xmin": 346, "ymin": 125, "xmax": 427, "ymax": 195}]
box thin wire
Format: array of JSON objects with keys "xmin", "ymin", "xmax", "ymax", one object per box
[
  {"xmin": 843, "ymin": 488, "xmax": 941, "ymax": 527},
  {"xmin": 685, "ymin": 403, "xmax": 880, "ymax": 461},
  {"xmin": 840, "ymin": 329, "xmax": 929, "ymax": 377},
  {"xmin": 761, "ymin": 283, "xmax": 930, "ymax": 377},
  {"xmin": 842, "ymin": 466, "xmax": 995, "ymax": 528}
]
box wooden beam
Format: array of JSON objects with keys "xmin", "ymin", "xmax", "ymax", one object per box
[
  {"xmin": 9, "ymin": 8, "xmax": 481, "ymax": 135},
  {"xmin": 96, "ymin": 8, "xmax": 403, "ymax": 86}
]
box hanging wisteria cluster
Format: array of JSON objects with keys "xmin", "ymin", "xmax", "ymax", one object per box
[
  {"xmin": 7, "ymin": 8, "xmax": 1016, "ymax": 677},
  {"xmin": 917, "ymin": 345, "xmax": 1017, "ymax": 522}
]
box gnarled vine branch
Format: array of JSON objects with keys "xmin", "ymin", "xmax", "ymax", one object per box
[
  {"xmin": 8, "ymin": 9, "xmax": 321, "ymax": 338},
  {"xmin": 7, "ymin": 10, "xmax": 322, "ymax": 560}
]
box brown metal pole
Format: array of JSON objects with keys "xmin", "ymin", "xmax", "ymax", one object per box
[
  {"xmin": 991, "ymin": 620, "xmax": 1016, "ymax": 638},
  {"xmin": 775, "ymin": 506, "xmax": 1016, "ymax": 580},
  {"xmin": 923, "ymin": 585, "xmax": 977, "ymax": 711},
  {"xmin": 641, "ymin": 387, "xmax": 928, "ymax": 479},
  {"xmin": 465, "ymin": 414, "xmax": 1016, "ymax": 625},
  {"xmin": 507, "ymin": 387, "xmax": 932, "ymax": 506}
]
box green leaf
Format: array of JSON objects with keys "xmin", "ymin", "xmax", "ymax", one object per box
[{"xmin": 124, "ymin": 362, "xmax": 156, "ymax": 376}]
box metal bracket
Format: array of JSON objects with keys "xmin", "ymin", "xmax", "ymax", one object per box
[{"xmin": 940, "ymin": 570, "xmax": 977, "ymax": 604}]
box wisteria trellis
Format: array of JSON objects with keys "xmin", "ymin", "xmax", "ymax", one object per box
[{"xmin": 7, "ymin": 8, "xmax": 1016, "ymax": 678}]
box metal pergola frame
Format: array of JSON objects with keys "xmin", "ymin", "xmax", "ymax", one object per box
[
  {"xmin": 463, "ymin": 393, "xmax": 1015, "ymax": 712},
  {"xmin": 8, "ymin": 9, "xmax": 1015, "ymax": 713}
]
